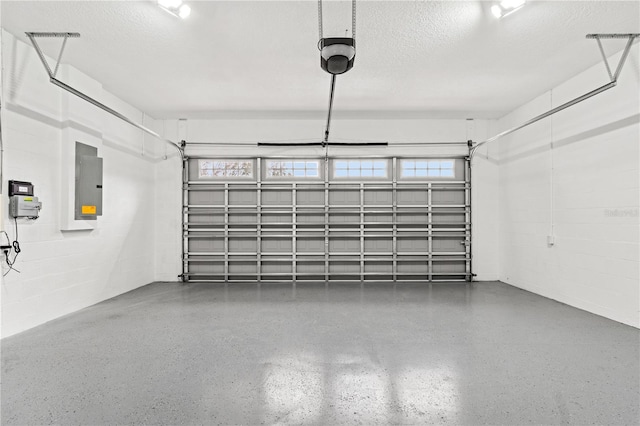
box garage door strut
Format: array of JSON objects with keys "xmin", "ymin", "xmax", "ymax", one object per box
[
  {"xmin": 470, "ymin": 33, "xmax": 640, "ymax": 158},
  {"xmin": 25, "ymin": 32, "xmax": 184, "ymax": 159}
]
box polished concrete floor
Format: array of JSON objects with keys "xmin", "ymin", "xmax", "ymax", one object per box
[{"xmin": 2, "ymin": 281, "xmax": 639, "ymax": 425}]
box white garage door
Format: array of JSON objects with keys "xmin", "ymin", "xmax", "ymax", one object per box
[{"xmin": 183, "ymin": 156, "xmax": 471, "ymax": 282}]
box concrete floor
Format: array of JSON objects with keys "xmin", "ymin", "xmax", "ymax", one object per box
[{"xmin": 1, "ymin": 281, "xmax": 638, "ymax": 425}]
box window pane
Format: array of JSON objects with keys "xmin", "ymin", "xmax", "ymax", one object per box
[
  {"xmin": 202, "ymin": 160, "xmax": 251, "ymax": 178},
  {"xmin": 332, "ymin": 158, "xmax": 391, "ymax": 178},
  {"xmin": 397, "ymin": 159, "xmax": 456, "ymax": 179},
  {"xmin": 306, "ymin": 162, "xmax": 319, "ymax": 176},
  {"xmin": 265, "ymin": 160, "xmax": 320, "ymax": 179}
]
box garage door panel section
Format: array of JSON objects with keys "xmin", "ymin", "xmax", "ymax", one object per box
[
  {"xmin": 262, "ymin": 190, "xmax": 292, "ymax": 205},
  {"xmin": 184, "ymin": 156, "xmax": 471, "ymax": 282}
]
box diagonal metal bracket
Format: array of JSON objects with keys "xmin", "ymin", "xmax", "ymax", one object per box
[
  {"xmin": 470, "ymin": 33, "xmax": 639, "ymax": 158},
  {"xmin": 587, "ymin": 33, "xmax": 639, "ymax": 82},
  {"xmin": 25, "ymin": 31, "xmax": 183, "ymax": 158},
  {"xmin": 25, "ymin": 32, "xmax": 80, "ymax": 79}
]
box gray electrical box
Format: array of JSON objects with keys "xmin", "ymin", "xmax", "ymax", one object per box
[
  {"xmin": 9, "ymin": 195, "xmax": 42, "ymax": 219},
  {"xmin": 75, "ymin": 142, "xmax": 103, "ymax": 220}
]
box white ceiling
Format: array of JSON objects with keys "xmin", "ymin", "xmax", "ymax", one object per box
[{"xmin": 2, "ymin": 1, "xmax": 639, "ymax": 120}]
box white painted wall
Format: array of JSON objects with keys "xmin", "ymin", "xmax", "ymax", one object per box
[
  {"xmin": 154, "ymin": 116, "xmax": 500, "ymax": 282},
  {"xmin": 495, "ymin": 45, "xmax": 639, "ymax": 327},
  {"xmin": 0, "ymin": 31, "xmax": 164, "ymax": 337}
]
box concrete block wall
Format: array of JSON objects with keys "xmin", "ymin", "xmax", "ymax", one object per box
[
  {"xmin": 496, "ymin": 45, "xmax": 639, "ymax": 327},
  {"xmin": 153, "ymin": 122, "xmax": 183, "ymax": 283},
  {"xmin": 0, "ymin": 30, "xmax": 164, "ymax": 337}
]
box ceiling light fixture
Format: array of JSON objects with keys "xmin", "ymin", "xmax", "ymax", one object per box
[
  {"xmin": 491, "ymin": 0, "xmax": 526, "ymax": 19},
  {"xmin": 157, "ymin": 0, "xmax": 191, "ymax": 19}
]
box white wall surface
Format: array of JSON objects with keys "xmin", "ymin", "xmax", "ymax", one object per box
[
  {"xmin": 154, "ymin": 116, "xmax": 499, "ymax": 282},
  {"xmin": 0, "ymin": 30, "xmax": 164, "ymax": 337},
  {"xmin": 496, "ymin": 45, "xmax": 639, "ymax": 327}
]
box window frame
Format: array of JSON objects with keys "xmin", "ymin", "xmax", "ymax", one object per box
[
  {"xmin": 399, "ymin": 159, "xmax": 456, "ymax": 179},
  {"xmin": 197, "ymin": 159, "xmax": 255, "ymax": 179},
  {"xmin": 264, "ymin": 159, "xmax": 322, "ymax": 180},
  {"xmin": 332, "ymin": 159, "xmax": 390, "ymax": 179}
]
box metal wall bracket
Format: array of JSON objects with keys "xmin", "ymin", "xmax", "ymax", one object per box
[
  {"xmin": 470, "ymin": 33, "xmax": 639, "ymax": 158},
  {"xmin": 587, "ymin": 33, "xmax": 638, "ymax": 82},
  {"xmin": 25, "ymin": 32, "xmax": 79, "ymax": 79},
  {"xmin": 25, "ymin": 32, "xmax": 183, "ymax": 158}
]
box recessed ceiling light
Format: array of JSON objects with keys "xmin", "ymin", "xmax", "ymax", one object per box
[
  {"xmin": 157, "ymin": 0, "xmax": 191, "ymax": 19},
  {"xmin": 491, "ymin": 0, "xmax": 526, "ymax": 19}
]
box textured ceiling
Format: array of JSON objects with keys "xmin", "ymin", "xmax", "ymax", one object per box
[{"xmin": 2, "ymin": 1, "xmax": 639, "ymax": 119}]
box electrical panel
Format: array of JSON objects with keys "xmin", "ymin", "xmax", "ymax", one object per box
[
  {"xmin": 75, "ymin": 142, "xmax": 103, "ymax": 220},
  {"xmin": 8, "ymin": 181, "xmax": 42, "ymax": 219}
]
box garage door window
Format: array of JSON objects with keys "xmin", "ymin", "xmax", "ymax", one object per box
[
  {"xmin": 198, "ymin": 160, "xmax": 254, "ymax": 178},
  {"xmin": 334, "ymin": 160, "xmax": 387, "ymax": 178},
  {"xmin": 401, "ymin": 160, "xmax": 455, "ymax": 178},
  {"xmin": 265, "ymin": 160, "xmax": 320, "ymax": 178}
]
